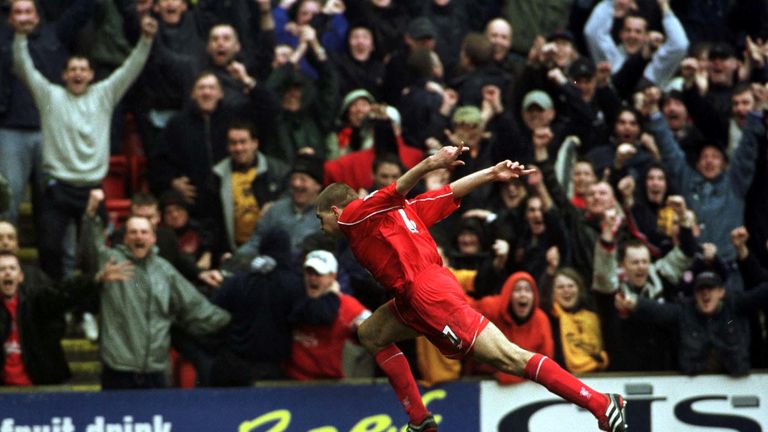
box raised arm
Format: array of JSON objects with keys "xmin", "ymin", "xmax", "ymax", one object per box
[
  {"xmin": 395, "ymin": 145, "xmax": 466, "ymax": 196},
  {"xmin": 450, "ymin": 159, "xmax": 535, "ymax": 199},
  {"xmin": 727, "ymin": 110, "xmax": 763, "ymax": 197},
  {"xmin": 99, "ymin": 15, "xmax": 156, "ymax": 105},
  {"xmin": 12, "ymin": 35, "xmax": 53, "ymax": 105},
  {"xmin": 644, "ymin": 0, "xmax": 689, "ymax": 86},
  {"xmin": 584, "ymin": 0, "xmax": 623, "ymax": 69}
]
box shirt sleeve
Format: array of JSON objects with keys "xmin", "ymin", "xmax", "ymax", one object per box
[
  {"xmin": 12, "ymin": 35, "xmax": 53, "ymax": 107},
  {"xmin": 343, "ymin": 296, "xmax": 371, "ymax": 329},
  {"xmin": 407, "ymin": 184, "xmax": 460, "ymax": 228}
]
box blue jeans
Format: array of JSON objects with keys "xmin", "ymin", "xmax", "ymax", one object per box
[{"xmin": 0, "ymin": 128, "xmax": 42, "ymax": 222}]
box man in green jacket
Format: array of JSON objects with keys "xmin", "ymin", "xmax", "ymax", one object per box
[{"xmin": 80, "ymin": 190, "xmax": 230, "ymax": 390}]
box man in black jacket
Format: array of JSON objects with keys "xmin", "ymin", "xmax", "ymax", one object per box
[
  {"xmin": 209, "ymin": 228, "xmax": 338, "ymax": 386},
  {"xmin": 0, "ymin": 251, "xmax": 73, "ymax": 385},
  {"xmin": 203, "ymin": 121, "xmax": 289, "ymax": 257},
  {"xmin": 617, "ymin": 269, "xmax": 768, "ymax": 376},
  {"xmin": 150, "ymin": 71, "xmax": 279, "ymax": 216}
]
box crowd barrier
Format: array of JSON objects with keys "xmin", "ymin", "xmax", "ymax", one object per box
[{"xmin": 0, "ymin": 373, "xmax": 766, "ymax": 431}]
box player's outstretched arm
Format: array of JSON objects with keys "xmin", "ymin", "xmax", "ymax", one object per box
[
  {"xmin": 450, "ymin": 160, "xmax": 535, "ymax": 199},
  {"xmin": 395, "ymin": 145, "xmax": 467, "ymax": 196}
]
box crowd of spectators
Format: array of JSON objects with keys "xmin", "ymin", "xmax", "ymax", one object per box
[{"xmin": 1, "ymin": 0, "xmax": 768, "ymax": 390}]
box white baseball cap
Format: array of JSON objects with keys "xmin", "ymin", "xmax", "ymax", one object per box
[{"xmin": 303, "ymin": 250, "xmax": 338, "ymax": 275}]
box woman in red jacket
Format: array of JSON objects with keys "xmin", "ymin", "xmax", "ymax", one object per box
[{"xmin": 467, "ymin": 271, "xmax": 554, "ymax": 384}]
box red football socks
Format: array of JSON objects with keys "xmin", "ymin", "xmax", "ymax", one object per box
[
  {"xmin": 375, "ymin": 344, "xmax": 429, "ymax": 424},
  {"xmin": 524, "ymin": 353, "xmax": 608, "ymax": 417}
]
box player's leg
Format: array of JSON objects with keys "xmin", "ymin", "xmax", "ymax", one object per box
[
  {"xmin": 358, "ymin": 303, "xmax": 433, "ymax": 428},
  {"xmin": 472, "ymin": 322, "xmax": 628, "ymax": 432},
  {"xmin": 358, "ymin": 302, "xmax": 420, "ymax": 352}
]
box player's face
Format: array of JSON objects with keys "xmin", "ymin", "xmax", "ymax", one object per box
[
  {"xmin": 316, "ymin": 210, "xmax": 342, "ymax": 238},
  {"xmin": 510, "ymin": 279, "xmax": 534, "ymax": 319}
]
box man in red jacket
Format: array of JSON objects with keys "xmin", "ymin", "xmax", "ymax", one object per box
[{"xmin": 284, "ymin": 250, "xmax": 371, "ymax": 380}]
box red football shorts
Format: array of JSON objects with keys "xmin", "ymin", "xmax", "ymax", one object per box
[{"xmin": 388, "ymin": 264, "xmax": 489, "ymax": 359}]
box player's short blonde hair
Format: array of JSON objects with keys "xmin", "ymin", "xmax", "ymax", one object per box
[{"xmin": 316, "ymin": 183, "xmax": 357, "ymax": 212}]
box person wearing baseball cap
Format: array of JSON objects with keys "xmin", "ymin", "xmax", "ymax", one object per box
[
  {"xmin": 285, "ymin": 250, "xmax": 372, "ymax": 380},
  {"xmin": 614, "ymin": 266, "xmax": 768, "ymax": 376},
  {"xmin": 521, "ymin": 90, "xmax": 556, "ymax": 134}
]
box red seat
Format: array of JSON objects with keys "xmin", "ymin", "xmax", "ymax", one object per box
[
  {"xmin": 103, "ymin": 155, "xmax": 129, "ymax": 198},
  {"xmin": 170, "ymin": 349, "xmax": 197, "ymax": 388}
]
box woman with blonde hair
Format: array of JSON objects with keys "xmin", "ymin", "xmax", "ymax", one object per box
[{"xmin": 548, "ymin": 268, "xmax": 609, "ymax": 373}]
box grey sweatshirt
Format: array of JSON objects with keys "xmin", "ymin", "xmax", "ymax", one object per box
[{"xmin": 13, "ymin": 34, "xmax": 151, "ymax": 185}]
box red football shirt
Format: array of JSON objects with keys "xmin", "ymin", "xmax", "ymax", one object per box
[
  {"xmin": 3, "ymin": 294, "xmax": 33, "ymax": 386},
  {"xmin": 338, "ymin": 183, "xmax": 460, "ymax": 295},
  {"xmin": 285, "ymin": 294, "xmax": 370, "ymax": 380}
]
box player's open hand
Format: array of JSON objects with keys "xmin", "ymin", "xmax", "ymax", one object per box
[{"xmin": 493, "ymin": 160, "xmax": 536, "ymax": 181}]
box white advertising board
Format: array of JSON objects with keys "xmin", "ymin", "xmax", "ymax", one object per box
[{"xmin": 481, "ymin": 373, "xmax": 768, "ymax": 431}]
